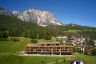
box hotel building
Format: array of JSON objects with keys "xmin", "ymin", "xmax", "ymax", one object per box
[{"xmin": 25, "ymin": 43, "xmax": 72, "ymax": 55}]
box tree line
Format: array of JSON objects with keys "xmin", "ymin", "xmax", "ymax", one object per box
[
  {"xmin": 0, "ymin": 14, "xmax": 63, "ymax": 40},
  {"xmin": 0, "ymin": 14, "xmax": 96, "ymax": 41}
]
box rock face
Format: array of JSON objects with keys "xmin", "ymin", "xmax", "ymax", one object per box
[
  {"xmin": 13, "ymin": 9, "xmax": 62, "ymax": 26},
  {"xmin": 0, "ymin": 7, "xmax": 12, "ymax": 16}
]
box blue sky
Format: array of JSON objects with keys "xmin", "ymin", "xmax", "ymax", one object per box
[{"xmin": 0, "ymin": 0, "xmax": 96, "ymax": 27}]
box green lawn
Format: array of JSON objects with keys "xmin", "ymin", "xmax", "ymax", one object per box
[
  {"xmin": 0, "ymin": 37, "xmax": 30, "ymax": 53},
  {"xmin": 1, "ymin": 53, "xmax": 96, "ymax": 64},
  {"xmin": 38, "ymin": 36, "xmax": 58, "ymax": 42},
  {"xmin": 0, "ymin": 37, "xmax": 96, "ymax": 64}
]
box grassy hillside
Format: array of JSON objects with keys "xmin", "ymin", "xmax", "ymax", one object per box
[{"xmin": 0, "ymin": 37, "xmax": 30, "ymax": 53}]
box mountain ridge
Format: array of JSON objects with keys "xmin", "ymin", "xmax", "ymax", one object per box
[
  {"xmin": 0, "ymin": 7, "xmax": 13, "ymax": 16},
  {"xmin": 0, "ymin": 7, "xmax": 96, "ymax": 28},
  {"xmin": 0, "ymin": 7, "xmax": 62, "ymax": 26},
  {"xmin": 12, "ymin": 8, "xmax": 62, "ymax": 26}
]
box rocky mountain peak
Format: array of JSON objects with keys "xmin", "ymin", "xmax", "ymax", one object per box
[{"xmin": 13, "ymin": 8, "xmax": 62, "ymax": 26}]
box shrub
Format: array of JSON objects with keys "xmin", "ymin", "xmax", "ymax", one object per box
[
  {"xmin": 92, "ymin": 48, "xmax": 96, "ymax": 55},
  {"xmin": 31, "ymin": 39, "xmax": 38, "ymax": 44},
  {"xmin": 0, "ymin": 31, "xmax": 8, "ymax": 41},
  {"xmin": 84, "ymin": 51, "xmax": 88, "ymax": 55},
  {"xmin": 11, "ymin": 38, "xmax": 20, "ymax": 42},
  {"xmin": 72, "ymin": 45, "xmax": 78, "ymax": 53}
]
